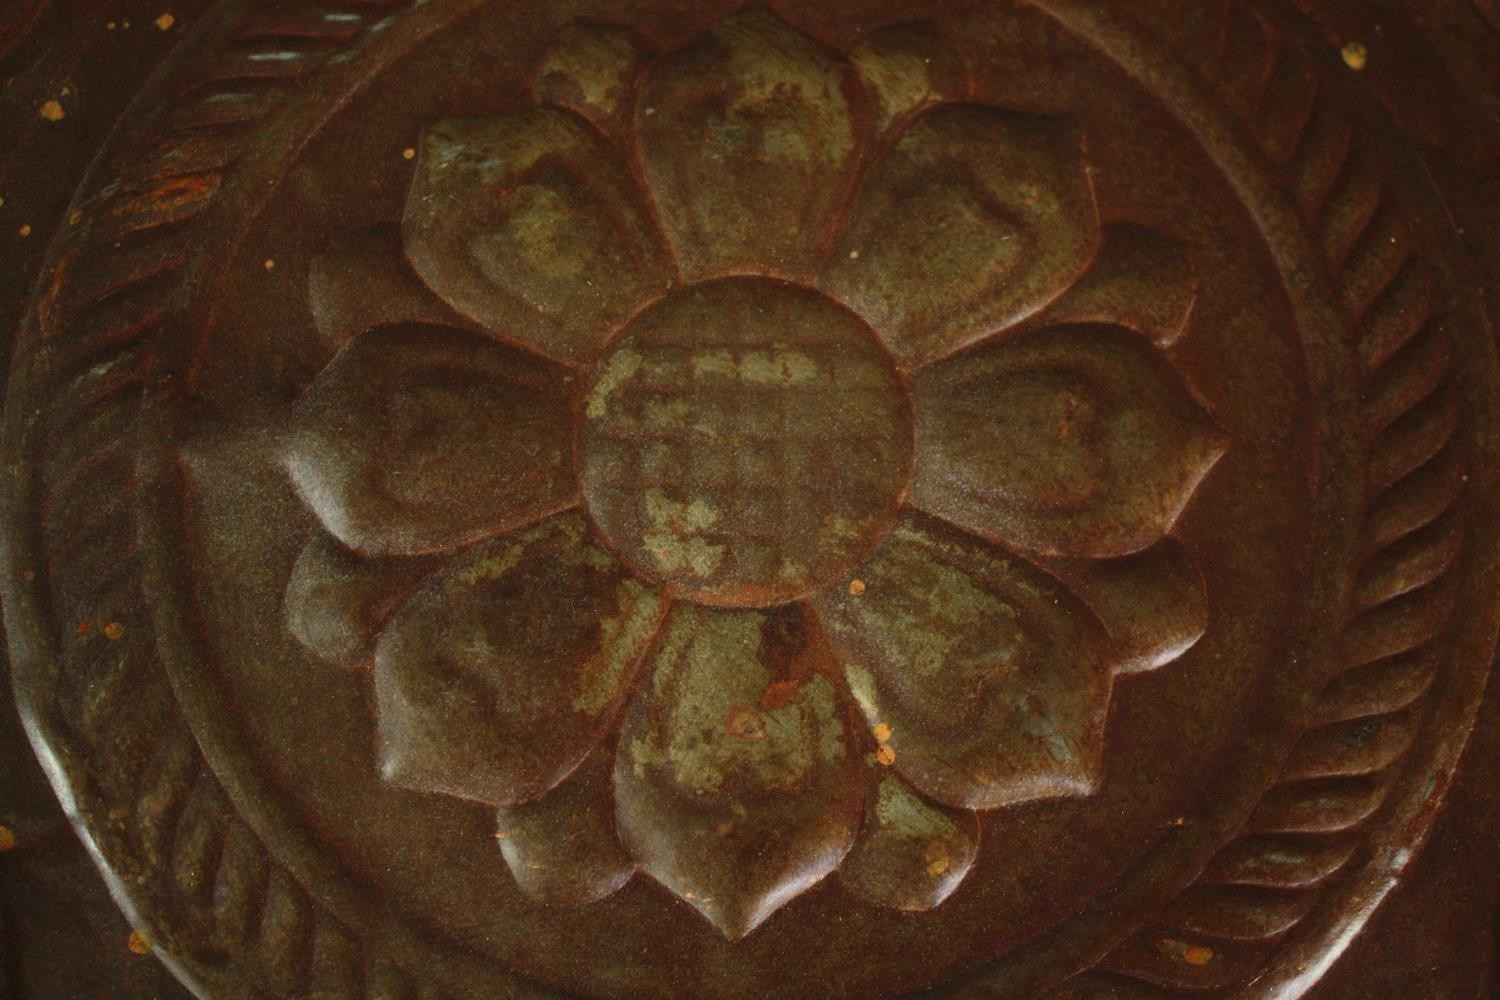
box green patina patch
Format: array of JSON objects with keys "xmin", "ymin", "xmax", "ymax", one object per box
[
  {"xmin": 586, "ymin": 347, "xmax": 642, "ymax": 419},
  {"xmin": 571, "ymin": 578, "xmax": 665, "ymax": 717},
  {"xmin": 628, "ymin": 608, "xmax": 845, "ymax": 794},
  {"xmin": 874, "ymin": 774, "xmax": 961, "ymax": 843}
]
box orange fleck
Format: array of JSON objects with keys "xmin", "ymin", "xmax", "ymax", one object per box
[
  {"xmin": 76, "ymin": 621, "xmax": 92, "ymax": 636},
  {"xmin": 1163, "ymin": 939, "xmax": 1215, "ymax": 966},
  {"xmin": 873, "ymin": 723, "xmax": 892, "ymax": 742},
  {"xmin": 848, "ymin": 579, "xmax": 866, "ymax": 596},
  {"xmin": 39, "ymin": 100, "xmax": 65, "ymax": 122},
  {"xmin": 494, "ymin": 830, "xmax": 509, "ymax": 841},
  {"xmin": 18, "ymin": 224, "xmax": 31, "ymax": 237},
  {"xmin": 759, "ymin": 680, "xmax": 799, "ymax": 711},
  {"xmin": 725, "ymin": 706, "xmax": 767, "ymax": 741},
  {"xmin": 155, "ymin": 13, "xmax": 175, "ymax": 30},
  {"xmin": 923, "ymin": 841, "xmax": 950, "ymax": 877},
  {"xmin": 403, "ymin": 147, "xmax": 416, "ymax": 160},
  {"xmin": 68, "ymin": 211, "xmax": 82, "ymax": 226},
  {"xmin": 1341, "ymin": 41, "xmax": 1368, "ymax": 71},
  {"xmin": 104, "ymin": 622, "xmax": 125, "ymax": 640},
  {"xmin": 263, "ymin": 258, "xmax": 276, "ymax": 271},
  {"xmin": 1184, "ymin": 946, "xmax": 1214, "ymax": 967},
  {"xmin": 0, "ymin": 825, "xmax": 15, "ymax": 852},
  {"xmin": 875, "ymin": 744, "xmax": 896, "ymax": 766},
  {"xmin": 1171, "ymin": 816, "xmax": 1187, "ymax": 827},
  {"xmin": 127, "ymin": 930, "xmax": 151, "ymax": 955}
]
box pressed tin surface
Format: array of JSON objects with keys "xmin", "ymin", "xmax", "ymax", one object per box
[{"xmin": 2, "ymin": 1, "xmax": 1499, "ymax": 998}]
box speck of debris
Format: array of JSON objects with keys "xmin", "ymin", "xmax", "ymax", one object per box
[
  {"xmin": 848, "ymin": 250, "xmax": 860, "ymax": 260},
  {"xmin": 494, "ymin": 830, "xmax": 509, "ymax": 841},
  {"xmin": 263, "ymin": 258, "xmax": 276, "ymax": 271},
  {"xmin": 69, "ymin": 211, "xmax": 82, "ymax": 226},
  {"xmin": 39, "ymin": 100, "xmax": 65, "ymax": 121},
  {"xmin": 156, "ymin": 13, "xmax": 175, "ymax": 30},
  {"xmin": 725, "ymin": 705, "xmax": 767, "ymax": 741},
  {"xmin": 875, "ymin": 744, "xmax": 896, "ymax": 766},
  {"xmin": 848, "ymin": 579, "xmax": 866, "ymax": 596},
  {"xmin": 127, "ymin": 930, "xmax": 151, "ymax": 955},
  {"xmin": 873, "ymin": 722, "xmax": 892, "ymax": 742},
  {"xmin": 1184, "ymin": 945, "xmax": 1214, "ymax": 967},
  {"xmin": 104, "ymin": 622, "xmax": 125, "ymax": 640},
  {"xmin": 18, "ymin": 224, "xmax": 31, "ymax": 237},
  {"xmin": 403, "ymin": 147, "xmax": 416, "ymax": 160},
  {"xmin": 76, "ymin": 621, "xmax": 92, "ymax": 636},
  {"xmin": 1341, "ymin": 41, "xmax": 1368, "ymax": 71},
  {"xmin": 0, "ymin": 825, "xmax": 16, "ymax": 852}
]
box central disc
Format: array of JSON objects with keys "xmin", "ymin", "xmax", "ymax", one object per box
[{"xmin": 580, "ymin": 278, "xmax": 913, "ymax": 607}]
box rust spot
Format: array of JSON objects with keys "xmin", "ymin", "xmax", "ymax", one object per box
[
  {"xmin": 38, "ymin": 100, "xmax": 65, "ymax": 122},
  {"xmin": 725, "ymin": 706, "xmax": 767, "ymax": 741},
  {"xmin": 403, "ymin": 147, "xmax": 417, "ymax": 160},
  {"xmin": 76, "ymin": 621, "xmax": 92, "ymax": 636},
  {"xmin": 155, "ymin": 12, "xmax": 175, "ymax": 30},
  {"xmin": 1341, "ymin": 41, "xmax": 1369, "ymax": 71},
  {"xmin": 494, "ymin": 830, "xmax": 509, "ymax": 841},
  {"xmin": 872, "ymin": 722, "xmax": 892, "ymax": 742},
  {"xmin": 1162, "ymin": 938, "xmax": 1214, "ymax": 967},
  {"xmin": 0, "ymin": 825, "xmax": 15, "ymax": 852},
  {"xmin": 103, "ymin": 622, "xmax": 125, "ymax": 641},
  {"xmin": 18, "ymin": 224, "xmax": 31, "ymax": 237},
  {"xmin": 875, "ymin": 744, "xmax": 896, "ymax": 766},
  {"xmin": 759, "ymin": 680, "xmax": 799, "ymax": 711},
  {"xmin": 263, "ymin": 259, "xmax": 276, "ymax": 271},
  {"xmin": 848, "ymin": 579, "xmax": 866, "ymax": 596},
  {"xmin": 127, "ymin": 930, "xmax": 151, "ymax": 956}
]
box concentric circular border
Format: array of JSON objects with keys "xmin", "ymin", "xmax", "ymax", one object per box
[{"xmin": 2, "ymin": 1, "xmax": 1495, "ymax": 997}]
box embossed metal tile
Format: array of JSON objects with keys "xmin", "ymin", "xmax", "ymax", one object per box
[{"xmin": 3, "ymin": 2, "xmax": 1498, "ymax": 998}]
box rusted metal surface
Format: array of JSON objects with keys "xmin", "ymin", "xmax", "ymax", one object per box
[{"xmin": 2, "ymin": 2, "xmax": 1499, "ymax": 997}]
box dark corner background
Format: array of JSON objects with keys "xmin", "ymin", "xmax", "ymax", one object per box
[{"xmin": 1, "ymin": 1, "xmax": 1497, "ymax": 997}]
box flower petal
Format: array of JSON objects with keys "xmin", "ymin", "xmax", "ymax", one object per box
[
  {"xmin": 403, "ymin": 109, "xmax": 673, "ymax": 365},
  {"xmin": 285, "ymin": 323, "xmax": 576, "ymax": 558},
  {"xmin": 850, "ymin": 24, "xmax": 967, "ymax": 135},
  {"xmin": 535, "ymin": 24, "xmax": 649, "ymax": 135},
  {"xmin": 374, "ymin": 512, "xmax": 668, "ymax": 805},
  {"xmin": 307, "ymin": 224, "xmax": 470, "ymax": 353},
  {"xmin": 910, "ymin": 325, "xmax": 1226, "ymax": 559},
  {"xmin": 822, "ymin": 104, "xmax": 1100, "ymax": 367},
  {"xmin": 495, "ymin": 746, "xmax": 635, "ymax": 905},
  {"xmin": 839, "ymin": 771, "xmax": 980, "ymax": 912},
  {"xmin": 1044, "ymin": 539, "xmax": 1209, "ymax": 675},
  {"xmin": 613, "ymin": 603, "xmax": 862, "ymax": 939},
  {"xmin": 814, "ymin": 513, "xmax": 1112, "ymax": 810},
  {"xmin": 637, "ymin": 11, "xmax": 866, "ymax": 281},
  {"xmin": 1026, "ymin": 224, "xmax": 1199, "ymax": 347},
  {"xmin": 284, "ymin": 533, "xmax": 438, "ymax": 668}
]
